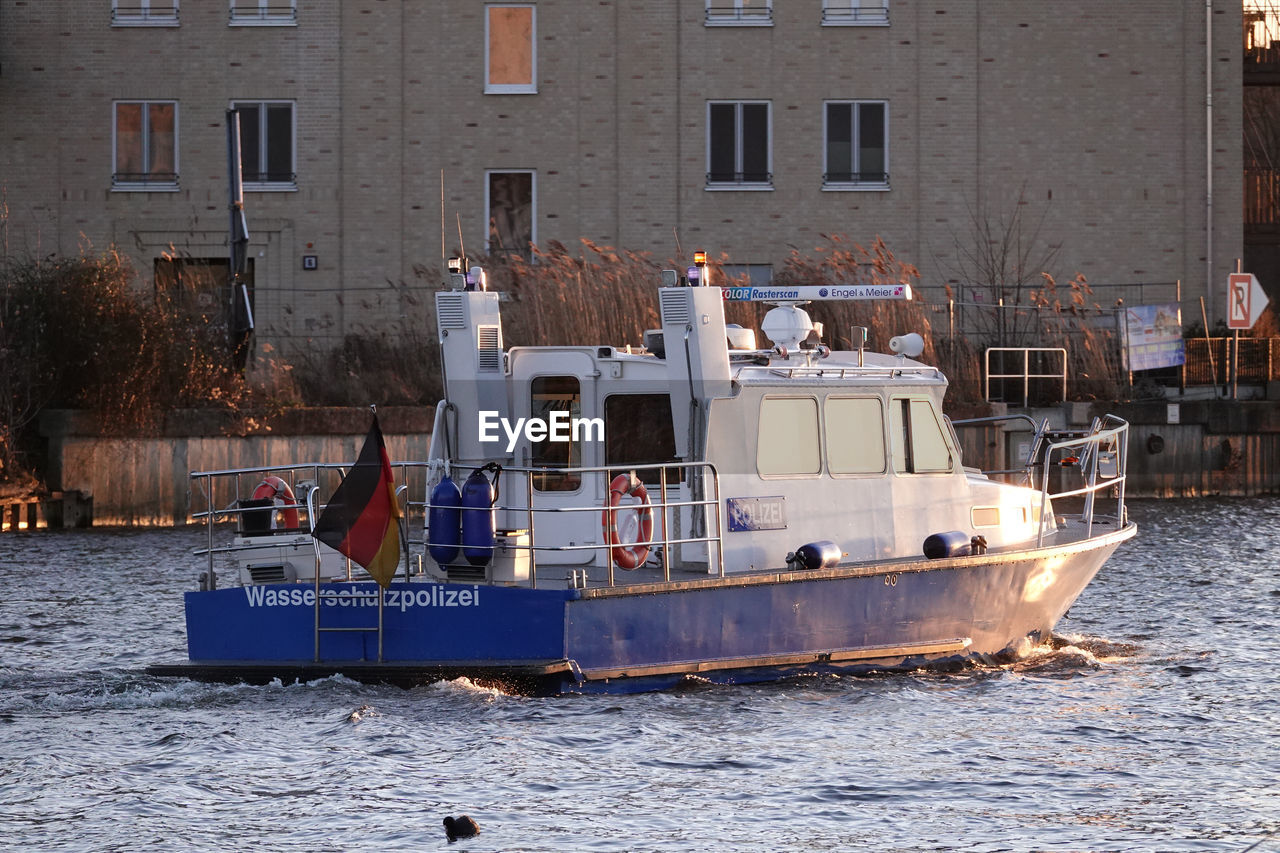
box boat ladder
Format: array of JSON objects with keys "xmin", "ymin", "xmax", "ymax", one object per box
[{"xmin": 304, "ymin": 484, "xmax": 386, "ymax": 663}]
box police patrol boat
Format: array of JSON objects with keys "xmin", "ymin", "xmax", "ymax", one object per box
[{"xmin": 150, "ymin": 257, "xmax": 1136, "ymax": 695}]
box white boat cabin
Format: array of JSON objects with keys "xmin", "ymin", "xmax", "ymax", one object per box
[{"xmin": 428, "ymin": 273, "xmax": 1050, "ymax": 577}]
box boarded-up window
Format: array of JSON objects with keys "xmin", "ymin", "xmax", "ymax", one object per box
[
  {"xmin": 114, "ymin": 101, "xmax": 177, "ymax": 187},
  {"xmin": 486, "ymin": 5, "xmax": 535, "ymax": 93}
]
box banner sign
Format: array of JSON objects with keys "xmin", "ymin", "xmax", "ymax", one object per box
[
  {"xmin": 720, "ymin": 284, "xmax": 911, "ymax": 302},
  {"xmin": 1125, "ymin": 303, "xmax": 1184, "ymax": 372}
]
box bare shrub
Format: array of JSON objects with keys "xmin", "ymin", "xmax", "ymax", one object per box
[{"xmin": 1, "ymin": 251, "xmax": 248, "ymax": 482}]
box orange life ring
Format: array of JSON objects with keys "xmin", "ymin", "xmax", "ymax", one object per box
[
  {"xmin": 602, "ymin": 473, "xmax": 653, "ymax": 570},
  {"xmin": 252, "ymin": 476, "xmax": 300, "ymax": 529}
]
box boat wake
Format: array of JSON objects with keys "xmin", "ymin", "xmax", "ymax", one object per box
[{"xmin": 1006, "ymin": 632, "xmax": 1144, "ymax": 675}]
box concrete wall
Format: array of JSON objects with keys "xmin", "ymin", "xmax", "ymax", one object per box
[
  {"xmin": 39, "ymin": 407, "xmax": 433, "ymax": 526},
  {"xmin": 35, "ymin": 398, "xmax": 1280, "ymax": 528}
]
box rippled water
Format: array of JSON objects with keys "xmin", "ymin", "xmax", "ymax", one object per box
[{"xmin": 1, "ymin": 499, "xmax": 1278, "ymax": 852}]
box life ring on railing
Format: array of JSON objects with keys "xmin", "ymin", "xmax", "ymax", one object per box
[
  {"xmin": 252, "ymin": 476, "xmax": 300, "ymax": 529},
  {"xmin": 602, "ymin": 473, "xmax": 654, "ymax": 570}
]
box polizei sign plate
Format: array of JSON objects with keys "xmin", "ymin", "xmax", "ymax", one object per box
[{"xmin": 727, "ymin": 496, "xmax": 788, "ymax": 532}]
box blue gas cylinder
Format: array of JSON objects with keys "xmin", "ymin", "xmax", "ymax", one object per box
[
  {"xmin": 461, "ymin": 467, "xmax": 497, "ymax": 566},
  {"xmin": 427, "ymin": 475, "xmax": 462, "ymax": 566}
]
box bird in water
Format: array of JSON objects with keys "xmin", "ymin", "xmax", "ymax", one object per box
[
  {"xmin": 443, "ymin": 815, "xmax": 480, "ymax": 841},
  {"xmin": 345, "ymin": 704, "xmax": 377, "ymax": 722}
]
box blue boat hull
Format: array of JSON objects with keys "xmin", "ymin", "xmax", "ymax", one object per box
[{"xmin": 152, "ymin": 525, "xmax": 1134, "ymax": 695}]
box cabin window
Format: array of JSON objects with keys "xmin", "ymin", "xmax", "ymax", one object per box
[
  {"xmin": 531, "ymin": 376, "xmax": 582, "ymax": 492},
  {"xmin": 757, "ymin": 397, "xmax": 821, "ymax": 476},
  {"xmin": 971, "ymin": 506, "xmax": 1001, "ymax": 527},
  {"xmin": 890, "ymin": 397, "xmax": 953, "ymax": 474},
  {"xmin": 604, "ymin": 394, "xmax": 679, "ymax": 482},
  {"xmin": 485, "ymin": 4, "xmax": 536, "ymax": 94},
  {"xmin": 825, "ymin": 397, "xmax": 886, "ymax": 474}
]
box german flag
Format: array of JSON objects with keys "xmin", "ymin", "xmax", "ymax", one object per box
[{"xmin": 313, "ymin": 415, "xmax": 403, "ymax": 587}]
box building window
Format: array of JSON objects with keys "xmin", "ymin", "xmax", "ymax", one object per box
[
  {"xmin": 706, "ymin": 0, "xmax": 772, "ymax": 26},
  {"xmin": 231, "ymin": 101, "xmax": 296, "ymax": 189},
  {"xmin": 229, "ymin": 0, "xmax": 297, "ymax": 26},
  {"xmin": 721, "ymin": 264, "xmax": 773, "ymax": 286},
  {"xmin": 707, "ymin": 101, "xmax": 772, "ymax": 189},
  {"xmin": 486, "ymin": 171, "xmax": 535, "ymax": 258},
  {"xmin": 112, "ymin": 1, "xmax": 179, "ymax": 26},
  {"xmin": 486, "ymin": 4, "xmax": 536, "ymax": 94},
  {"xmin": 824, "ymin": 100, "xmax": 888, "ymax": 190},
  {"xmin": 822, "ymin": 0, "xmax": 889, "ymax": 26},
  {"xmin": 113, "ymin": 101, "xmax": 178, "ymax": 190}
]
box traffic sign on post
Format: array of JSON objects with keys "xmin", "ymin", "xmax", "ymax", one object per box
[{"xmin": 1227, "ymin": 272, "xmax": 1269, "ymax": 330}]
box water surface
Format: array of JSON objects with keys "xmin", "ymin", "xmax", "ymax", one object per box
[{"xmin": 1, "ymin": 499, "xmax": 1277, "ymax": 851}]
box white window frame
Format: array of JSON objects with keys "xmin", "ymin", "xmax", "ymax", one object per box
[
  {"xmin": 484, "ymin": 169, "xmax": 537, "ymax": 256},
  {"xmin": 822, "ymin": 0, "xmax": 889, "ymax": 27},
  {"xmin": 230, "ymin": 100, "xmax": 298, "ymax": 191},
  {"xmin": 112, "ymin": 100, "xmax": 179, "ymax": 192},
  {"xmin": 229, "ymin": 0, "xmax": 297, "ymax": 27},
  {"xmin": 757, "ymin": 396, "xmax": 822, "ymax": 477},
  {"xmin": 823, "ymin": 100, "xmax": 890, "ymax": 191},
  {"xmin": 824, "ymin": 396, "xmax": 888, "ymax": 476},
  {"xmin": 706, "ymin": 100, "xmax": 773, "ymax": 190},
  {"xmin": 485, "ymin": 4, "xmax": 538, "ymax": 95},
  {"xmin": 112, "ymin": 0, "xmax": 179, "ymax": 27},
  {"xmin": 890, "ymin": 396, "xmax": 954, "ymax": 475},
  {"xmin": 705, "ymin": 0, "xmax": 773, "ymax": 26}
]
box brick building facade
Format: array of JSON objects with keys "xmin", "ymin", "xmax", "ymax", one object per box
[{"xmin": 0, "ymin": 1, "xmax": 1244, "ymax": 358}]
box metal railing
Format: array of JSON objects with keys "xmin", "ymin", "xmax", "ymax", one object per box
[
  {"xmin": 822, "ymin": 171, "xmax": 890, "ymax": 186},
  {"xmin": 190, "ymin": 461, "xmax": 431, "ymax": 579},
  {"xmin": 425, "ymin": 461, "xmax": 724, "ymax": 586},
  {"xmin": 705, "ymin": 5, "xmax": 774, "ymax": 24},
  {"xmin": 984, "ymin": 347, "xmax": 1068, "ymax": 406},
  {"xmin": 706, "ymin": 171, "xmax": 774, "ymax": 186},
  {"xmin": 112, "ymin": 5, "xmax": 179, "ymax": 24},
  {"xmin": 112, "ymin": 171, "xmax": 179, "ymax": 188},
  {"xmin": 1035, "ymin": 416, "xmax": 1129, "ymax": 545},
  {"xmin": 951, "ymin": 413, "xmax": 1129, "ymax": 547},
  {"xmin": 229, "ymin": 4, "xmax": 297, "ymax": 23},
  {"xmin": 736, "ymin": 363, "xmax": 945, "ymax": 381},
  {"xmin": 821, "ymin": 5, "xmax": 888, "ymax": 25}
]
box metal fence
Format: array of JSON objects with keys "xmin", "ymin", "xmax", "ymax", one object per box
[{"xmin": 921, "ymin": 294, "xmax": 1280, "ymax": 399}]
